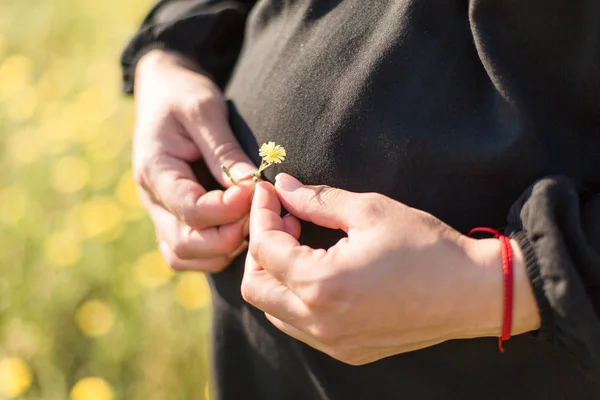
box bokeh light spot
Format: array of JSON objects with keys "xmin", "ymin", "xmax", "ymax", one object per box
[
  {"xmin": 78, "ymin": 197, "xmax": 123, "ymax": 238},
  {"xmin": 133, "ymin": 251, "xmax": 173, "ymax": 289},
  {"xmin": 0, "ymin": 357, "xmax": 32, "ymax": 399},
  {"xmin": 176, "ymin": 273, "xmax": 211, "ymax": 310},
  {"xmin": 0, "ymin": 55, "xmax": 32, "ymax": 100},
  {"xmin": 75, "ymin": 300, "xmax": 114, "ymax": 337},
  {"xmin": 70, "ymin": 377, "xmax": 114, "ymax": 400}
]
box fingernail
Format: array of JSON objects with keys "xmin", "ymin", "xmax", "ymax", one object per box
[
  {"xmin": 224, "ymin": 163, "xmax": 258, "ymax": 181},
  {"xmin": 275, "ymin": 173, "xmax": 302, "ymax": 192}
]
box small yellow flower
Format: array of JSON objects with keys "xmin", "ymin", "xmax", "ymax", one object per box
[
  {"xmin": 259, "ymin": 141, "xmax": 286, "ymax": 164},
  {"xmin": 221, "ymin": 141, "xmax": 287, "ymax": 184}
]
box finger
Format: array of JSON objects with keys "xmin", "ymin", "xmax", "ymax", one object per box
[
  {"xmin": 158, "ymin": 240, "xmax": 245, "ymax": 273},
  {"xmin": 265, "ymin": 313, "xmax": 322, "ymax": 348},
  {"xmin": 249, "ymin": 182, "xmax": 322, "ymax": 288},
  {"xmin": 147, "ymin": 200, "xmax": 250, "ymax": 259},
  {"xmin": 242, "ymin": 250, "xmax": 309, "ymax": 322},
  {"xmin": 177, "ymin": 103, "xmax": 257, "ymax": 187},
  {"xmin": 274, "ymin": 174, "xmax": 361, "ymax": 232},
  {"xmin": 266, "ymin": 314, "xmax": 448, "ymax": 365},
  {"xmin": 282, "ymin": 214, "xmax": 301, "ymax": 239},
  {"xmin": 141, "ymin": 156, "xmax": 254, "ymax": 230}
]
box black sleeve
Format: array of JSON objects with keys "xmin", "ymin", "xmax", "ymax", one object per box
[
  {"xmin": 506, "ymin": 176, "xmax": 600, "ymax": 378},
  {"xmin": 120, "ymin": 0, "xmax": 256, "ymax": 93}
]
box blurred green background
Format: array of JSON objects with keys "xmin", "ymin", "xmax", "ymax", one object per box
[{"xmin": 0, "ymin": 0, "xmax": 214, "ymax": 398}]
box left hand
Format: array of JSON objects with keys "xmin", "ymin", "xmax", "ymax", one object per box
[{"xmin": 242, "ymin": 174, "xmax": 540, "ymax": 365}]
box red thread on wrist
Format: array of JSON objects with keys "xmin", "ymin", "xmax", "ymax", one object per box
[{"xmin": 468, "ymin": 227, "xmax": 514, "ymax": 352}]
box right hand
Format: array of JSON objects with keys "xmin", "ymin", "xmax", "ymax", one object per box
[{"xmin": 133, "ymin": 50, "xmax": 257, "ymax": 273}]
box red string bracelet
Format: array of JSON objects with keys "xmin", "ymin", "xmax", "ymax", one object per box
[{"xmin": 468, "ymin": 227, "xmax": 514, "ymax": 352}]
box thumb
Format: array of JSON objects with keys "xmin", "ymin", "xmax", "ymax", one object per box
[
  {"xmin": 179, "ymin": 108, "xmax": 257, "ymax": 188},
  {"xmin": 274, "ymin": 174, "xmax": 360, "ymax": 232}
]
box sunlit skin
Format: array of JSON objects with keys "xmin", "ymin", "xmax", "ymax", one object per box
[
  {"xmin": 242, "ymin": 176, "xmax": 541, "ymax": 365},
  {"xmin": 135, "ymin": 50, "xmax": 541, "ymax": 365},
  {"xmin": 134, "ymin": 50, "xmax": 257, "ymax": 272}
]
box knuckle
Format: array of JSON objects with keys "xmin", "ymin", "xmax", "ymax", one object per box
[
  {"xmin": 306, "ymin": 185, "xmax": 330, "ymax": 205},
  {"xmin": 170, "ymin": 239, "xmax": 191, "ymax": 260},
  {"xmin": 161, "ymin": 251, "xmax": 185, "ymax": 271},
  {"xmin": 132, "ymin": 160, "xmax": 151, "ymax": 188},
  {"xmin": 168, "ymin": 261, "xmax": 187, "ymax": 272},
  {"xmin": 133, "ymin": 154, "xmax": 164, "ymax": 194},
  {"xmin": 302, "ymin": 278, "xmax": 336, "ymax": 308},
  {"xmin": 158, "ymin": 241, "xmax": 189, "ymax": 271},
  {"xmin": 357, "ymin": 193, "xmax": 383, "ymax": 218},
  {"xmin": 175, "ymin": 192, "xmax": 206, "ymax": 229},
  {"xmin": 181, "ymin": 91, "xmax": 221, "ymax": 122},
  {"xmin": 212, "ymin": 140, "xmax": 242, "ymax": 166},
  {"xmin": 302, "ymin": 274, "xmax": 347, "ymax": 308}
]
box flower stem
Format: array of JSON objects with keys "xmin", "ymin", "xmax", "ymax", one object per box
[{"xmin": 221, "ymin": 165, "xmax": 237, "ymax": 185}]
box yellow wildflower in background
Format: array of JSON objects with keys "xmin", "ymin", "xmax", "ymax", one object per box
[
  {"xmin": 176, "ymin": 273, "xmax": 211, "ymax": 310},
  {"xmin": 259, "ymin": 141, "xmax": 286, "ymax": 164},
  {"xmin": 134, "ymin": 250, "xmax": 174, "ymax": 289},
  {"xmin": 0, "ymin": 357, "xmax": 32, "ymax": 399},
  {"xmin": 75, "ymin": 300, "xmax": 114, "ymax": 337},
  {"xmin": 70, "ymin": 377, "xmax": 113, "ymax": 400}
]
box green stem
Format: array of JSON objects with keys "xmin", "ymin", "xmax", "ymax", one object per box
[
  {"xmin": 221, "ymin": 165, "xmax": 237, "ymax": 185},
  {"xmin": 252, "ymin": 160, "xmax": 272, "ymax": 182}
]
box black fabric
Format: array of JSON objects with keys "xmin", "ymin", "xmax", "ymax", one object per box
[
  {"xmin": 120, "ymin": 0, "xmax": 256, "ymax": 92},
  {"xmin": 506, "ymin": 177, "xmax": 600, "ymax": 375},
  {"xmin": 122, "ymin": 0, "xmax": 600, "ymax": 398}
]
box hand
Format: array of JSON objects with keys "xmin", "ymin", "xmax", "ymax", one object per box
[
  {"xmin": 242, "ymin": 175, "xmax": 541, "ymax": 365},
  {"xmin": 133, "ymin": 50, "xmax": 257, "ymax": 272}
]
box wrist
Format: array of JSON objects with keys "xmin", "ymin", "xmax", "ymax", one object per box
[
  {"xmin": 458, "ymin": 237, "xmax": 541, "ymax": 340},
  {"xmin": 135, "ymin": 49, "xmax": 214, "ymax": 83}
]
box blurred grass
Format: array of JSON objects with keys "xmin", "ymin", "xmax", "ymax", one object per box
[{"xmin": 0, "ymin": 0, "xmax": 213, "ymax": 399}]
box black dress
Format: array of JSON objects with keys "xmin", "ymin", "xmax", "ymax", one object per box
[{"xmin": 122, "ymin": 1, "xmax": 600, "ymax": 398}]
